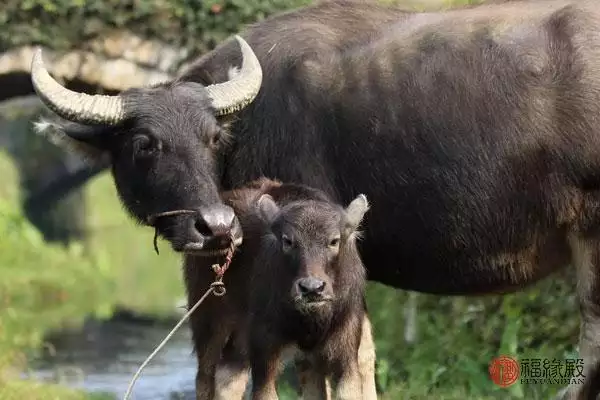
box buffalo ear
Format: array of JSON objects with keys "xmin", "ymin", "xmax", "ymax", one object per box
[
  {"xmin": 33, "ymin": 117, "xmax": 110, "ymax": 164},
  {"xmin": 257, "ymin": 194, "xmax": 280, "ymax": 224},
  {"xmin": 344, "ymin": 194, "xmax": 369, "ymax": 233}
]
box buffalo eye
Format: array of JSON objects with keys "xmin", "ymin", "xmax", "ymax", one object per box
[
  {"xmin": 281, "ymin": 234, "xmax": 294, "ymax": 252},
  {"xmin": 328, "ymin": 237, "xmax": 340, "ymax": 249},
  {"xmin": 132, "ymin": 134, "xmax": 157, "ymax": 157}
]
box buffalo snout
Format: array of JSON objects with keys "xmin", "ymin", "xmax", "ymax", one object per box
[
  {"xmin": 183, "ymin": 204, "xmax": 243, "ymax": 255},
  {"xmin": 197, "ymin": 204, "xmax": 237, "ymax": 237}
]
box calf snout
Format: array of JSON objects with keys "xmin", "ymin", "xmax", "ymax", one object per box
[
  {"xmin": 297, "ymin": 277, "xmax": 326, "ymax": 296},
  {"xmin": 294, "ymin": 276, "xmax": 334, "ymax": 305}
]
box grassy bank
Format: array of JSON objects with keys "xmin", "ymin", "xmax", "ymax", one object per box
[{"xmin": 0, "ymin": 381, "xmax": 112, "ymax": 400}]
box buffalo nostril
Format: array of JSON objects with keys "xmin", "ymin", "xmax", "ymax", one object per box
[
  {"xmin": 194, "ymin": 218, "xmax": 213, "ymax": 237},
  {"xmin": 298, "ymin": 277, "xmax": 326, "ymax": 295}
]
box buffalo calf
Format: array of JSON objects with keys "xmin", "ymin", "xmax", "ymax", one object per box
[{"xmin": 184, "ymin": 178, "xmax": 372, "ymax": 400}]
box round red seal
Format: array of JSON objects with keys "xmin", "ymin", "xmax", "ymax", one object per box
[{"xmin": 489, "ymin": 355, "xmax": 520, "ymax": 387}]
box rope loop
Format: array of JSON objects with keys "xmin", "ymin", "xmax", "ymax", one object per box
[{"xmin": 210, "ymin": 281, "xmax": 227, "ymax": 296}]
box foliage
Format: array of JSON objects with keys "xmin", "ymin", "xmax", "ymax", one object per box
[
  {"xmin": 0, "ymin": 0, "xmax": 485, "ymax": 56},
  {"xmin": 0, "ymin": 0, "xmax": 312, "ymax": 56},
  {"xmin": 366, "ymin": 268, "xmax": 579, "ymax": 399}
]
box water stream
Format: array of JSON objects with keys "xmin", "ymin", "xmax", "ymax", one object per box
[{"xmin": 25, "ymin": 316, "xmax": 198, "ymax": 400}]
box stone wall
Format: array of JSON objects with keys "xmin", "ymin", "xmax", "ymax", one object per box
[{"xmin": 0, "ymin": 30, "xmax": 188, "ymax": 96}]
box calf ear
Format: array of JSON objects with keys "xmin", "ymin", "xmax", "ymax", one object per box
[
  {"xmin": 345, "ymin": 194, "xmax": 369, "ymax": 232},
  {"xmin": 33, "ymin": 117, "xmax": 109, "ymax": 165},
  {"xmin": 257, "ymin": 194, "xmax": 280, "ymax": 224}
]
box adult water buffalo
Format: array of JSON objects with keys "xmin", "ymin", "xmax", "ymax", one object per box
[{"xmin": 30, "ymin": 0, "xmax": 600, "ymax": 398}]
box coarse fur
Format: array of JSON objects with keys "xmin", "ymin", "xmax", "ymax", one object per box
[
  {"xmin": 184, "ymin": 178, "xmax": 370, "ymax": 400},
  {"xmin": 32, "ymin": 0, "xmax": 600, "ymax": 397}
]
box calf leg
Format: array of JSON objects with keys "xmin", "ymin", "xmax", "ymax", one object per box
[
  {"xmin": 326, "ymin": 315, "xmax": 364, "ymax": 400},
  {"xmin": 295, "ymin": 355, "xmax": 331, "ymax": 400},
  {"xmin": 249, "ymin": 332, "xmax": 282, "ymax": 400},
  {"xmin": 561, "ymin": 234, "xmax": 600, "ymax": 400},
  {"xmin": 331, "ymin": 356, "xmax": 362, "ymax": 400},
  {"xmin": 357, "ymin": 313, "xmax": 378, "ymax": 400},
  {"xmin": 295, "ymin": 306, "xmax": 376, "ymax": 400}
]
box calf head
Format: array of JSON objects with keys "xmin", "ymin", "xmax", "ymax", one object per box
[
  {"xmin": 256, "ymin": 193, "xmax": 370, "ymax": 316},
  {"xmin": 30, "ymin": 36, "xmax": 262, "ymax": 255}
]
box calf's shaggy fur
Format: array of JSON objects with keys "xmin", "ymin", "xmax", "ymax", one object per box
[{"xmin": 184, "ymin": 178, "xmax": 371, "ymax": 400}]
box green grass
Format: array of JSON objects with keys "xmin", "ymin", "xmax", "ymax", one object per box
[{"xmin": 0, "ymin": 380, "xmax": 113, "ymax": 400}]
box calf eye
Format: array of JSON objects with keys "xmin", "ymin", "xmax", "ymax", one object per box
[
  {"xmin": 329, "ymin": 237, "xmax": 340, "ymax": 248},
  {"xmin": 132, "ymin": 134, "xmax": 155, "ymax": 156},
  {"xmin": 281, "ymin": 234, "xmax": 294, "ymax": 251}
]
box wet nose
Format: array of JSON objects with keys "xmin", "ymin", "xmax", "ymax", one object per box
[
  {"xmin": 297, "ymin": 277, "xmax": 326, "ymax": 296},
  {"xmin": 196, "ymin": 204, "xmax": 236, "ymax": 237}
]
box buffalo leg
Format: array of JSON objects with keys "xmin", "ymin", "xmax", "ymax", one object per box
[
  {"xmin": 214, "ymin": 333, "xmax": 251, "ymax": 400},
  {"xmin": 189, "ymin": 298, "xmax": 233, "ymax": 400},
  {"xmin": 561, "ymin": 234, "xmax": 600, "ymax": 400}
]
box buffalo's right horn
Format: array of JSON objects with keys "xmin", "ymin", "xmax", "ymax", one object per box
[
  {"xmin": 30, "ymin": 48, "xmax": 125, "ymax": 125},
  {"xmin": 205, "ymin": 35, "xmax": 263, "ymax": 116}
]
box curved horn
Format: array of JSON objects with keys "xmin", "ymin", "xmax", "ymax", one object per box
[
  {"xmin": 206, "ymin": 35, "xmax": 263, "ymax": 116},
  {"xmin": 30, "ymin": 48, "xmax": 125, "ymax": 125}
]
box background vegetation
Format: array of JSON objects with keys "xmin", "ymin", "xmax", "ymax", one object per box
[
  {"xmin": 1, "ymin": 0, "xmax": 312, "ymax": 65},
  {"xmin": 0, "ymin": 0, "xmax": 581, "ymax": 399}
]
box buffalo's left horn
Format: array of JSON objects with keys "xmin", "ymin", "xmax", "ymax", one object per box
[
  {"xmin": 205, "ymin": 35, "xmax": 263, "ymax": 116},
  {"xmin": 30, "ymin": 48, "xmax": 125, "ymax": 125}
]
